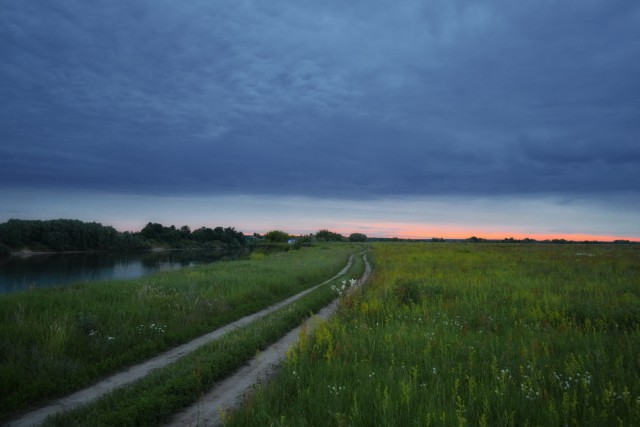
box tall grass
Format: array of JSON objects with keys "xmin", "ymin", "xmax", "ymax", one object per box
[
  {"xmin": 227, "ymin": 243, "xmax": 640, "ymax": 426},
  {"xmin": 0, "ymin": 243, "xmax": 358, "ymax": 421},
  {"xmin": 43, "ymin": 253, "xmax": 367, "ymax": 426}
]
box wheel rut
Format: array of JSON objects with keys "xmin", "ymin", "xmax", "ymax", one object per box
[{"xmin": 166, "ymin": 253, "xmax": 372, "ymax": 427}]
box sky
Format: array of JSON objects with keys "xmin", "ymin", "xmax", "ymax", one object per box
[{"xmin": 1, "ymin": 0, "xmax": 639, "ymax": 240}]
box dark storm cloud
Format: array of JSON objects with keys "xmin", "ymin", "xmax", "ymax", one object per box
[{"xmin": 1, "ymin": 0, "xmax": 639, "ymax": 198}]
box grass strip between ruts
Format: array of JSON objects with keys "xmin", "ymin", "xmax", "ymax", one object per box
[{"xmin": 44, "ymin": 253, "xmax": 366, "ymax": 426}]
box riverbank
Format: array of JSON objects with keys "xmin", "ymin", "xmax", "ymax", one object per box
[
  {"xmin": 9, "ymin": 249, "xmax": 102, "ymax": 257},
  {"xmin": 0, "ymin": 247, "xmax": 247, "ymax": 294},
  {"xmin": 8, "ymin": 245, "xmax": 230, "ymax": 257}
]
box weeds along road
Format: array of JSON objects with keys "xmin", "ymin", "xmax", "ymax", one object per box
[
  {"xmin": 166, "ymin": 254, "xmax": 372, "ymax": 427},
  {"xmin": 7, "ymin": 252, "xmax": 366, "ymax": 427}
]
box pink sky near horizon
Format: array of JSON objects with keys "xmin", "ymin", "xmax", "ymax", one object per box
[
  {"xmin": 2, "ymin": 190, "xmax": 638, "ymax": 243},
  {"xmin": 297, "ymin": 223, "xmax": 640, "ymax": 242},
  {"xmin": 107, "ymin": 219, "xmax": 639, "ymax": 243}
]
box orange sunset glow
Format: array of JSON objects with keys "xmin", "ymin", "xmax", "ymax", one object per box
[{"xmin": 330, "ymin": 222, "xmax": 639, "ymax": 242}]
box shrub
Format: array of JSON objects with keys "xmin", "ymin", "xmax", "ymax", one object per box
[
  {"xmin": 264, "ymin": 230, "xmax": 289, "ymax": 243},
  {"xmin": 349, "ymin": 233, "xmax": 368, "ymax": 242},
  {"xmin": 316, "ymin": 229, "xmax": 344, "ymax": 242}
]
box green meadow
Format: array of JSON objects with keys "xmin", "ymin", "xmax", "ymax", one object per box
[
  {"xmin": 227, "ymin": 243, "xmax": 640, "ymax": 426},
  {"xmin": 44, "ymin": 252, "xmax": 367, "ymax": 426},
  {"xmin": 0, "ymin": 243, "xmax": 358, "ymax": 421}
]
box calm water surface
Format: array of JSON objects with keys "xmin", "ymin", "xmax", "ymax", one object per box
[{"xmin": 0, "ymin": 250, "xmax": 238, "ymax": 294}]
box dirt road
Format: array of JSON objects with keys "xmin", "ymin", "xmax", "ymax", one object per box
[
  {"xmin": 7, "ymin": 254, "xmax": 361, "ymax": 427},
  {"xmin": 166, "ymin": 254, "xmax": 371, "ymax": 426}
]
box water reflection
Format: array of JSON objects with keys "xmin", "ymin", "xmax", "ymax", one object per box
[{"xmin": 0, "ymin": 250, "xmax": 240, "ymax": 293}]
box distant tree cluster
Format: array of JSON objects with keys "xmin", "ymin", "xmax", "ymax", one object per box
[
  {"xmin": 348, "ymin": 233, "xmax": 368, "ymax": 242},
  {"xmin": 0, "ymin": 219, "xmax": 248, "ymax": 254},
  {"xmin": 251, "ymin": 229, "xmax": 358, "ymax": 254},
  {"xmin": 140, "ymin": 222, "xmax": 246, "ymax": 248},
  {"xmin": 315, "ymin": 229, "xmax": 345, "ymax": 242},
  {"xmin": 467, "ymin": 236, "xmax": 487, "ymax": 243},
  {"xmin": 466, "ymin": 236, "xmax": 632, "ymax": 244},
  {"xmin": 263, "ymin": 230, "xmax": 289, "ymax": 243},
  {"xmin": 0, "ymin": 219, "xmax": 147, "ymax": 252}
]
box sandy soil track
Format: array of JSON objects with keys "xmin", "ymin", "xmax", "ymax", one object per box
[{"xmin": 166, "ymin": 254, "xmax": 371, "ymax": 427}]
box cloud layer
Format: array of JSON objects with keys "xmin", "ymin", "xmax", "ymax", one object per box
[{"xmin": 1, "ymin": 1, "xmax": 639, "ymax": 201}]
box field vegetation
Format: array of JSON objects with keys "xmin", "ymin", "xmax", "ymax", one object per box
[
  {"xmin": 0, "ymin": 243, "xmax": 358, "ymax": 421},
  {"xmin": 228, "ymin": 242, "xmax": 640, "ymax": 426},
  {"xmin": 44, "ymin": 253, "xmax": 367, "ymax": 426}
]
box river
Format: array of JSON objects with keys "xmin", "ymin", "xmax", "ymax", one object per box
[{"xmin": 0, "ymin": 249, "xmax": 240, "ymax": 294}]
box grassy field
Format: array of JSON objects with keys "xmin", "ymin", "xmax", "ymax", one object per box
[
  {"xmin": 44, "ymin": 252, "xmax": 367, "ymax": 426},
  {"xmin": 227, "ymin": 242, "xmax": 640, "ymax": 426},
  {"xmin": 0, "ymin": 243, "xmax": 358, "ymax": 421}
]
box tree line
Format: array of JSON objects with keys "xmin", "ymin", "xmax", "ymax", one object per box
[
  {"xmin": 262, "ymin": 229, "xmax": 367, "ymax": 243},
  {"xmin": 0, "ymin": 219, "xmax": 247, "ymax": 255},
  {"xmin": 139, "ymin": 222, "xmax": 246, "ymax": 248}
]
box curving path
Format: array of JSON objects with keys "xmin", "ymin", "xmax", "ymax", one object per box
[
  {"xmin": 7, "ymin": 253, "xmax": 362, "ymax": 427},
  {"xmin": 166, "ymin": 253, "xmax": 372, "ymax": 427}
]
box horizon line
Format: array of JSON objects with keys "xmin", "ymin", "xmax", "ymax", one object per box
[{"xmin": 2, "ymin": 217, "xmax": 638, "ymax": 244}]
